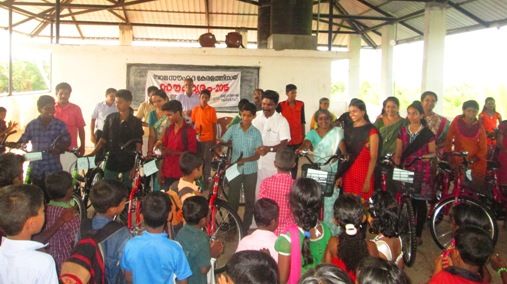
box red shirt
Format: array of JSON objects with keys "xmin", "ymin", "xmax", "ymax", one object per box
[
  {"xmin": 160, "ymin": 123, "xmax": 197, "ymax": 179},
  {"xmin": 429, "ymin": 267, "xmax": 485, "ymax": 284},
  {"xmin": 54, "ymin": 102, "xmax": 86, "ymax": 149},
  {"xmin": 277, "ymin": 100, "xmax": 305, "ymax": 145}
]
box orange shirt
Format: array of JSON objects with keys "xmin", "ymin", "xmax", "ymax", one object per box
[
  {"xmin": 191, "ymin": 104, "xmax": 217, "ymax": 142},
  {"xmin": 277, "ymin": 100, "xmax": 305, "ymax": 145}
]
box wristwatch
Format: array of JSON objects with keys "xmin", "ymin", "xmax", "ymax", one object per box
[{"xmin": 269, "ymin": 147, "xmax": 274, "ymax": 152}]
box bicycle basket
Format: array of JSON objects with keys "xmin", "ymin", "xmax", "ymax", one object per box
[
  {"xmin": 302, "ymin": 164, "xmax": 336, "ymax": 197},
  {"xmin": 393, "ymin": 168, "xmax": 425, "ymax": 194}
]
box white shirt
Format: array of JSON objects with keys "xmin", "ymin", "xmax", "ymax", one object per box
[
  {"xmin": 91, "ymin": 101, "xmax": 118, "ymax": 131},
  {"xmin": 252, "ymin": 110, "xmax": 291, "ymax": 170},
  {"xmin": 176, "ymin": 93, "xmax": 200, "ymax": 112},
  {"xmin": 0, "ymin": 237, "xmax": 58, "ymax": 284},
  {"xmin": 236, "ymin": 229, "xmax": 278, "ymax": 262}
]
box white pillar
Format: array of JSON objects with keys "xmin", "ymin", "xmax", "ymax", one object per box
[
  {"xmin": 381, "ymin": 24, "xmax": 395, "ymax": 99},
  {"xmin": 119, "ymin": 24, "xmax": 133, "ymax": 46},
  {"xmin": 421, "ymin": 2, "xmax": 446, "ymax": 111},
  {"xmin": 348, "ymin": 35, "xmax": 361, "ymax": 99}
]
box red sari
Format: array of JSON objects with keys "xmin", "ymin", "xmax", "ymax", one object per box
[{"xmin": 497, "ymin": 121, "xmax": 507, "ymax": 185}]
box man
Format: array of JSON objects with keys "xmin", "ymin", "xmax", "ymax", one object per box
[
  {"xmin": 54, "ymin": 82, "xmax": 86, "ymax": 156},
  {"xmin": 90, "ymin": 88, "xmax": 118, "ymax": 145},
  {"xmin": 88, "ymin": 90, "xmax": 143, "ymax": 188},
  {"xmin": 176, "ymin": 78, "xmax": 200, "ymax": 123},
  {"xmin": 252, "ymin": 88, "xmax": 263, "ymax": 111},
  {"xmin": 252, "ymin": 90, "xmax": 291, "ymax": 196},
  {"xmin": 276, "ymin": 84, "xmax": 305, "ymax": 178}
]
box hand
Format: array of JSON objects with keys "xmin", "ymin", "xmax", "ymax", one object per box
[
  {"xmin": 335, "ymin": 177, "xmax": 343, "ymax": 187},
  {"xmin": 78, "ymin": 145, "xmax": 85, "ymax": 157},
  {"xmin": 60, "ymin": 207, "xmax": 77, "ymax": 222},
  {"xmin": 237, "ymin": 159, "xmax": 244, "ymax": 166},
  {"xmin": 91, "ymin": 133, "xmax": 96, "ymax": 144},
  {"xmin": 362, "ymin": 180, "xmax": 370, "ymax": 193},
  {"xmin": 7, "ymin": 121, "xmax": 17, "ymax": 130},
  {"xmin": 491, "ymin": 253, "xmax": 507, "ymax": 271},
  {"xmin": 256, "ymin": 146, "xmax": 268, "ymax": 156},
  {"xmin": 210, "ymin": 239, "xmax": 224, "ymax": 258}
]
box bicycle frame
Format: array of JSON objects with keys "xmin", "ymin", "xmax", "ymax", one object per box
[{"xmin": 207, "ymin": 153, "xmax": 227, "ymax": 237}]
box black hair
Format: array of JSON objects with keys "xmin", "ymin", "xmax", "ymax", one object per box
[
  {"xmin": 254, "ymin": 198, "xmax": 279, "ymax": 227},
  {"xmin": 290, "ymin": 178, "xmax": 322, "ymax": 266},
  {"xmin": 182, "ymin": 195, "xmax": 208, "ymax": 225},
  {"xmin": 482, "ymin": 97, "xmax": 496, "ymax": 113},
  {"xmin": 105, "ymin": 88, "xmax": 117, "ymax": 96},
  {"xmin": 451, "ymin": 203, "xmax": 491, "ymax": 231},
  {"xmin": 55, "ymin": 82, "xmax": 72, "ymax": 92},
  {"xmin": 313, "ymin": 109, "xmax": 333, "ymax": 127},
  {"xmin": 262, "ymin": 90, "xmax": 280, "ymax": 105},
  {"xmin": 225, "ymin": 250, "xmax": 279, "ymax": 284},
  {"xmin": 200, "ymin": 89, "xmax": 211, "ymax": 98},
  {"xmin": 162, "ymin": 100, "xmax": 183, "ymax": 114},
  {"xmin": 349, "ymin": 98, "xmax": 370, "ymax": 123},
  {"xmin": 286, "ymin": 84, "xmax": 297, "ymax": 93},
  {"xmin": 142, "ymin": 191, "xmax": 171, "ymax": 228},
  {"xmin": 454, "ymin": 226, "xmax": 493, "ymax": 267},
  {"xmin": 238, "ymin": 98, "xmax": 250, "ymax": 111},
  {"xmin": 45, "ymin": 171, "xmax": 73, "ymax": 200},
  {"xmin": 337, "ymin": 111, "xmax": 353, "ymax": 129},
  {"xmin": 147, "ymin": 85, "xmax": 159, "ymax": 95},
  {"xmin": 241, "ymin": 102, "xmax": 257, "ymax": 116},
  {"xmin": 275, "ymin": 146, "xmax": 296, "ymax": 172},
  {"xmin": 116, "ymin": 89, "xmax": 133, "ymax": 102},
  {"xmin": 90, "ymin": 180, "xmax": 128, "ymax": 214},
  {"xmin": 380, "ymin": 96, "xmax": 400, "ymax": 116},
  {"xmin": 179, "ymin": 151, "xmax": 203, "ymax": 176},
  {"xmin": 356, "ymin": 257, "xmax": 410, "ymax": 284},
  {"xmin": 420, "ymin": 91, "xmax": 438, "ymax": 102},
  {"xmin": 37, "ymin": 95, "xmax": 55, "ymax": 109},
  {"xmin": 334, "ymin": 193, "xmax": 368, "ymax": 272},
  {"xmin": 0, "ymin": 107, "xmax": 6, "ymax": 113},
  {"xmin": 0, "ymin": 184, "xmax": 44, "ymax": 236},
  {"xmin": 151, "ymin": 89, "xmax": 168, "ymax": 101},
  {"xmin": 319, "ymin": 97, "xmax": 330, "ymax": 104},
  {"xmin": 369, "ymin": 191, "xmax": 399, "ymax": 237},
  {"xmin": 407, "ymin": 100, "xmax": 427, "ymax": 127},
  {"xmin": 462, "ymin": 100, "xmax": 479, "ymax": 111},
  {"xmin": 0, "ymin": 153, "xmax": 24, "ymax": 187},
  {"xmin": 300, "ymin": 264, "xmax": 353, "ymax": 284}
]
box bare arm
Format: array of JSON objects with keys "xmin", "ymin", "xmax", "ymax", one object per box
[
  {"xmin": 278, "ymin": 254, "xmax": 290, "ymax": 284},
  {"xmin": 393, "ymin": 138, "xmax": 402, "ymax": 166},
  {"xmin": 148, "ymin": 127, "xmax": 156, "ymax": 155},
  {"xmin": 78, "ymin": 127, "xmax": 86, "ymax": 155},
  {"xmin": 88, "ymin": 138, "xmax": 105, "ymax": 157},
  {"xmin": 363, "ymin": 133, "xmax": 379, "ymax": 192},
  {"xmin": 90, "ymin": 119, "xmax": 96, "ymax": 143}
]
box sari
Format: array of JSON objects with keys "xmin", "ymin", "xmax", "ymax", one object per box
[
  {"xmin": 374, "ymin": 118, "xmax": 406, "ymax": 158},
  {"xmin": 148, "ymin": 110, "xmax": 169, "ymax": 191},
  {"xmin": 479, "ymin": 111, "xmax": 501, "ymax": 146},
  {"xmin": 424, "ymin": 113, "xmax": 449, "ymax": 148}
]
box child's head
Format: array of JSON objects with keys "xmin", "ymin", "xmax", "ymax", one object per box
[
  {"xmin": 453, "ymin": 226, "xmax": 493, "ymax": 268},
  {"xmin": 356, "ymin": 257, "xmax": 410, "ymax": 284},
  {"xmin": 45, "ymin": 171, "xmax": 73, "ymax": 201},
  {"xmin": 0, "ymin": 153, "xmax": 25, "ymax": 187},
  {"xmin": 105, "ymin": 88, "xmax": 117, "ymax": 104},
  {"xmin": 182, "ymin": 195, "xmax": 209, "ymax": 226},
  {"xmin": 254, "ymin": 198, "xmax": 279, "ymax": 231},
  {"xmin": 37, "ymin": 95, "xmax": 56, "ymax": 118},
  {"xmin": 179, "ymin": 151, "xmax": 203, "ymax": 178},
  {"xmin": 200, "ymin": 89, "xmax": 211, "ymax": 106},
  {"xmin": 0, "ymin": 107, "xmax": 6, "ymax": 120},
  {"xmin": 115, "ymin": 89, "xmax": 133, "ymax": 112},
  {"xmin": 141, "ymin": 191, "xmax": 172, "ymax": 229},
  {"xmin": 221, "ymin": 250, "xmax": 278, "ymax": 284},
  {"xmin": 451, "ymin": 203, "xmax": 491, "ymax": 233},
  {"xmin": 0, "ymin": 184, "xmax": 45, "ymax": 237},
  {"xmin": 483, "ymin": 97, "xmax": 496, "ymax": 112},
  {"xmin": 274, "ymin": 147, "xmax": 296, "ymax": 172},
  {"xmin": 240, "ymin": 102, "xmax": 257, "ymax": 125},
  {"xmin": 90, "ymin": 180, "xmax": 128, "ymax": 215},
  {"xmin": 285, "ymin": 84, "xmax": 297, "ymax": 101},
  {"xmin": 237, "ymin": 98, "xmax": 250, "ymax": 112},
  {"xmin": 162, "ymin": 100, "xmax": 183, "ymax": 124},
  {"xmin": 369, "ymin": 191, "xmax": 399, "ymax": 237},
  {"xmin": 147, "ymin": 85, "xmax": 159, "ymax": 97},
  {"xmin": 319, "ymin": 98, "xmax": 330, "ymax": 110},
  {"xmin": 300, "ymin": 264, "xmax": 352, "ymax": 284}
]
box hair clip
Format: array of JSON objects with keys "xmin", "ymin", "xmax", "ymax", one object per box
[
  {"xmin": 345, "ymin": 224, "xmax": 357, "ymax": 236},
  {"xmin": 303, "ymin": 231, "xmax": 311, "ymax": 239}
]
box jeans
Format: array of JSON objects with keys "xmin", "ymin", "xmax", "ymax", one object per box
[{"xmin": 227, "ymin": 172, "xmax": 257, "ymax": 231}]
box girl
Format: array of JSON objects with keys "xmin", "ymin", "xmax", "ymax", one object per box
[
  {"xmin": 480, "ymin": 97, "xmax": 502, "ymax": 156},
  {"xmin": 421, "ymin": 91, "xmax": 449, "ymax": 152},
  {"xmin": 147, "ymin": 90, "xmax": 169, "ymax": 191},
  {"xmin": 275, "ymin": 178, "xmax": 332, "ymax": 284},
  {"xmin": 324, "ymin": 193, "xmax": 378, "ymax": 282}
]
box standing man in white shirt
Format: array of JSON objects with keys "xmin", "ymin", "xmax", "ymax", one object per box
[
  {"xmin": 90, "ymin": 88, "xmax": 118, "ymax": 145},
  {"xmin": 176, "ymin": 78, "xmax": 200, "ymax": 123}
]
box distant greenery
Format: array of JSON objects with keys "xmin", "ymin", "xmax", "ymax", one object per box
[{"xmin": 0, "ymin": 61, "xmax": 49, "ymax": 93}]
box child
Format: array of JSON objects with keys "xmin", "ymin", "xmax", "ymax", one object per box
[
  {"xmin": 236, "ymin": 198, "xmax": 279, "ymax": 262},
  {"xmin": 258, "ymin": 147, "xmax": 296, "ymax": 235},
  {"xmin": 275, "ymin": 178, "xmax": 332, "ymax": 283},
  {"xmin": 169, "ymin": 151, "xmax": 203, "ymax": 204},
  {"xmin": 227, "ymin": 98, "xmax": 250, "ymax": 128},
  {"xmin": 369, "ymin": 191, "xmax": 403, "ymax": 268},
  {"xmin": 220, "ymin": 102, "xmax": 262, "ymax": 231},
  {"xmin": 0, "ymin": 153, "xmax": 24, "ymax": 187},
  {"xmin": 0, "ymin": 106, "xmax": 17, "ymax": 141},
  {"xmin": 176, "ymin": 195, "xmax": 223, "ymax": 284},
  {"xmin": 429, "ymin": 226, "xmax": 494, "ymax": 283},
  {"xmin": 300, "ymin": 264, "xmax": 352, "ymax": 284},
  {"xmin": 309, "ymin": 98, "xmax": 336, "ymax": 130},
  {"xmin": 89, "ymin": 180, "xmax": 131, "ymax": 284},
  {"xmin": 121, "ymin": 192, "xmax": 192, "ymax": 284},
  {"xmin": 356, "ymin": 257, "xmax": 410, "ymax": 284},
  {"xmin": 0, "ymin": 185, "xmax": 58, "ymax": 283},
  {"xmin": 324, "ymin": 194, "xmax": 379, "ymax": 282},
  {"xmin": 217, "ymin": 250, "xmax": 278, "ymax": 284}
]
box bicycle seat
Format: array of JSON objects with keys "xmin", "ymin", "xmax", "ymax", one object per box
[{"xmin": 487, "ymin": 160, "xmax": 500, "ymax": 170}]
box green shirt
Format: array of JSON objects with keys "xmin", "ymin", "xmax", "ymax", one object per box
[{"xmin": 175, "ymin": 225, "xmax": 210, "ymax": 284}]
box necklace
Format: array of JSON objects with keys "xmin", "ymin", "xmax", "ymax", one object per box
[{"xmin": 408, "ymin": 124, "xmax": 422, "ymax": 143}]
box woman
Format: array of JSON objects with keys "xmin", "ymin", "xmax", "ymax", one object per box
[
  {"xmin": 336, "ymin": 99, "xmax": 379, "ymax": 200},
  {"xmin": 147, "ymin": 90, "xmax": 169, "ymax": 191},
  {"xmin": 374, "ymin": 97, "xmax": 405, "ymax": 159},
  {"xmin": 394, "ymin": 101, "xmax": 436, "ymax": 245},
  {"xmin": 300, "ymin": 109, "xmax": 343, "ymax": 235},
  {"xmin": 444, "ymin": 100, "xmax": 488, "ymax": 192},
  {"xmin": 479, "ymin": 97, "xmax": 502, "ymax": 150},
  {"xmin": 421, "ymin": 91, "xmax": 449, "ymax": 152}
]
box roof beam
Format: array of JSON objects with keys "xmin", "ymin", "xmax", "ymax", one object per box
[
  {"xmin": 313, "ymin": 13, "xmax": 394, "ymax": 21},
  {"xmin": 11, "ymin": 6, "xmax": 54, "ymax": 27},
  {"xmin": 0, "ymin": 2, "xmax": 50, "ymax": 21},
  {"xmin": 107, "ymin": 9, "xmax": 127, "ymax": 22},
  {"xmin": 237, "ymin": 0, "xmax": 259, "ymax": 6},
  {"xmin": 59, "ymin": 20, "xmax": 258, "ymax": 30},
  {"xmin": 68, "ymin": 8, "xmax": 84, "ymax": 39},
  {"xmin": 447, "ymin": 1, "xmax": 488, "ymax": 27},
  {"xmin": 30, "ymin": 0, "xmax": 73, "ymax": 37},
  {"xmin": 204, "ymin": 0, "xmax": 210, "ymax": 31},
  {"xmin": 58, "ymin": 0, "xmax": 156, "ymax": 18},
  {"xmin": 332, "ymin": 0, "xmax": 377, "ymax": 48},
  {"xmin": 11, "ymin": 0, "xmax": 155, "ymax": 9},
  {"xmin": 356, "ymin": 0, "xmax": 423, "ymax": 35},
  {"xmin": 313, "ymin": 16, "xmax": 353, "ymax": 29}
]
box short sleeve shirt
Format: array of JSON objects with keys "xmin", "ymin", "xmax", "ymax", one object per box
[
  {"xmin": 175, "ymin": 225, "xmax": 210, "ymax": 284},
  {"xmin": 258, "ymin": 173, "xmax": 296, "ymax": 235},
  {"xmin": 191, "ymin": 105, "xmax": 217, "ymax": 142},
  {"xmin": 160, "ymin": 124, "xmax": 198, "ymax": 179},
  {"xmin": 176, "ymin": 93, "xmax": 200, "ymax": 112},
  {"xmin": 252, "ymin": 111, "xmax": 291, "ymax": 170},
  {"xmin": 121, "ymin": 231, "xmax": 192, "ymax": 283},
  {"xmin": 91, "ymin": 101, "xmax": 117, "ymax": 131},
  {"xmin": 277, "ymin": 100, "xmax": 305, "ymax": 145},
  {"xmin": 54, "ymin": 102, "xmax": 86, "ymax": 149},
  {"xmin": 221, "ymin": 123, "xmax": 262, "ymax": 175}
]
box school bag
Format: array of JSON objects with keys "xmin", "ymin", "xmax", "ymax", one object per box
[
  {"xmin": 166, "ymin": 180, "xmax": 197, "ymax": 227},
  {"xmin": 60, "ymin": 221, "xmax": 124, "ymax": 284}
]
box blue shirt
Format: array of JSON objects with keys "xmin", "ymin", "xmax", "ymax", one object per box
[
  {"xmin": 175, "ymin": 225, "xmax": 210, "ymax": 284},
  {"xmin": 121, "ymin": 231, "xmax": 192, "ymax": 283},
  {"xmin": 221, "ymin": 123, "xmax": 262, "ymax": 175},
  {"xmin": 18, "ymin": 116, "xmax": 70, "ymax": 178}
]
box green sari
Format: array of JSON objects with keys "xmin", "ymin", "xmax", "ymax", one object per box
[{"xmin": 374, "ymin": 117, "xmax": 406, "ymax": 158}]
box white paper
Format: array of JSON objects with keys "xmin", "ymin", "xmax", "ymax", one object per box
[
  {"xmin": 225, "ymin": 164, "xmax": 241, "ymax": 182},
  {"xmin": 306, "ymin": 168, "xmax": 330, "ymax": 184},
  {"xmin": 143, "ymin": 159, "xmax": 159, "ymax": 177},
  {"xmin": 77, "ymin": 156, "xmax": 96, "ymax": 170},
  {"xmin": 392, "ymin": 168, "xmax": 414, "ymax": 183},
  {"xmin": 25, "ymin": 152, "xmax": 43, "ymax": 161}
]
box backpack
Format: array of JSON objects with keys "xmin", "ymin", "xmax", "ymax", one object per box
[
  {"xmin": 166, "ymin": 180, "xmax": 197, "ymax": 226},
  {"xmin": 60, "ymin": 221, "xmax": 124, "ymax": 284}
]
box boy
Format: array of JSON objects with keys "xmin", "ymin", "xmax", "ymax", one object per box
[
  {"xmin": 121, "ymin": 192, "xmax": 192, "ymax": 284},
  {"xmin": 158, "ymin": 100, "xmax": 197, "ymax": 188},
  {"xmin": 136, "ymin": 85, "xmax": 158, "ymax": 127},
  {"xmin": 0, "ymin": 185, "xmax": 58, "ymax": 284},
  {"xmin": 0, "ymin": 153, "xmax": 24, "ymax": 187},
  {"xmin": 54, "ymin": 82, "xmax": 86, "ymax": 156},
  {"xmin": 89, "ymin": 180, "xmax": 131, "ymax": 284},
  {"xmin": 227, "ymin": 98, "xmax": 250, "ymax": 128},
  {"xmin": 429, "ymin": 226, "xmax": 494, "ymax": 283},
  {"xmin": 258, "ymin": 147, "xmax": 296, "ymax": 235},
  {"xmin": 0, "ymin": 106, "xmax": 17, "ymax": 141},
  {"xmin": 90, "ymin": 88, "xmax": 118, "ymax": 145},
  {"xmin": 191, "ymin": 89, "xmax": 217, "ymax": 186},
  {"xmin": 18, "ymin": 95, "xmax": 70, "ymax": 193},
  {"xmin": 310, "ymin": 98, "xmax": 336, "ymax": 129},
  {"xmin": 175, "ymin": 196, "xmax": 223, "ymax": 284},
  {"xmin": 170, "ymin": 151, "xmax": 203, "ymax": 204},
  {"xmin": 217, "ymin": 250, "xmax": 278, "ymax": 284},
  {"xmin": 220, "ymin": 102, "xmax": 262, "ymax": 232},
  {"xmin": 88, "ymin": 89, "xmax": 143, "ymax": 188},
  {"xmin": 236, "ymin": 198, "xmax": 279, "ymax": 262}
]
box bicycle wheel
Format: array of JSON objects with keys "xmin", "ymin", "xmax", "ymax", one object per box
[
  {"xmin": 83, "ymin": 168, "xmax": 104, "ymax": 208},
  {"xmin": 398, "ymin": 196, "xmax": 417, "ymax": 267},
  {"xmin": 72, "ymin": 194, "xmax": 86, "ymax": 221},
  {"xmin": 430, "ymin": 197, "xmax": 498, "ymax": 250},
  {"xmin": 211, "ymin": 199, "xmax": 245, "ymax": 273}
]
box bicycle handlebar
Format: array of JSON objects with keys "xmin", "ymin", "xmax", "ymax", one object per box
[
  {"xmin": 296, "ymin": 149, "xmax": 345, "ymax": 166},
  {"xmin": 120, "ymin": 139, "xmax": 143, "ymax": 151}
]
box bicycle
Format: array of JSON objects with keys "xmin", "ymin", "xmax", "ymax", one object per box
[
  {"xmin": 429, "ymin": 151, "xmax": 499, "ymax": 250},
  {"xmin": 296, "ymin": 149, "xmax": 340, "ymax": 198}
]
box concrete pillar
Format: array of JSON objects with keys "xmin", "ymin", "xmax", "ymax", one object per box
[
  {"xmin": 421, "ymin": 2, "xmax": 446, "ymax": 110},
  {"xmin": 381, "ymin": 24, "xmax": 395, "ymax": 99},
  {"xmin": 119, "ymin": 24, "xmax": 133, "ymax": 45},
  {"xmin": 348, "ymin": 35, "xmax": 361, "ymax": 99},
  {"xmin": 257, "ymin": 0, "xmax": 271, "ymax": 48}
]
